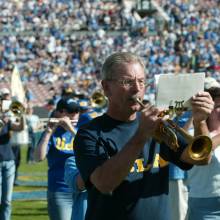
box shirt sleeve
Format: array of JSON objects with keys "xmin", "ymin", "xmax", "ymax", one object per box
[
  {"xmin": 159, "ymin": 133, "xmax": 193, "ymax": 170},
  {"xmin": 74, "ymin": 128, "xmax": 109, "ymax": 189},
  {"xmin": 64, "ymin": 156, "xmax": 85, "ymax": 193}
]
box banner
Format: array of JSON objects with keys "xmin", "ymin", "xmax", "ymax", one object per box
[{"xmin": 11, "ymin": 65, "xmax": 26, "ymax": 103}]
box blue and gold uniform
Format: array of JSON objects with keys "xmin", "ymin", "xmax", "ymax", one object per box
[
  {"xmin": 47, "ymin": 126, "xmax": 77, "ymax": 192},
  {"xmin": 75, "ymin": 114, "xmax": 192, "ymax": 220}
]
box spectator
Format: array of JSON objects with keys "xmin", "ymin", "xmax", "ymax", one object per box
[{"xmin": 25, "ymin": 103, "xmax": 40, "ymax": 164}]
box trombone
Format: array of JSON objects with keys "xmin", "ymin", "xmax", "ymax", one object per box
[
  {"xmin": 90, "ymin": 90, "xmax": 108, "ymax": 109},
  {"xmin": 0, "ymin": 100, "xmax": 25, "ymax": 128},
  {"xmin": 9, "ymin": 100, "xmax": 25, "ymax": 116},
  {"xmin": 135, "ymin": 98, "xmax": 212, "ymax": 161}
]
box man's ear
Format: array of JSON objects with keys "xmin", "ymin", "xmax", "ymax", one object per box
[{"xmin": 101, "ymin": 80, "xmax": 111, "ymax": 97}]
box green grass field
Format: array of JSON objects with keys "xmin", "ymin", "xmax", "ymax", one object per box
[
  {"xmin": 12, "ymin": 145, "xmax": 49, "ymax": 220},
  {"xmin": 12, "ymin": 200, "xmax": 48, "ymax": 220}
]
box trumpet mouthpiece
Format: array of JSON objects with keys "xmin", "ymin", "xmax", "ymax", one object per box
[{"xmin": 135, "ymin": 97, "xmax": 145, "ymax": 108}]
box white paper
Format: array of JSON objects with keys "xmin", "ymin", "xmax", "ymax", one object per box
[{"xmin": 155, "ymin": 73, "xmax": 205, "ymax": 109}]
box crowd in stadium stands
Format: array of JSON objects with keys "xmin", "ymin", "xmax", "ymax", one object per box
[{"xmin": 0, "ymin": 0, "xmax": 220, "ymax": 104}]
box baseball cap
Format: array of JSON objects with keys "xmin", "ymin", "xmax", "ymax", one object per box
[
  {"xmin": 0, "ymin": 88, "xmax": 10, "ymax": 95},
  {"xmin": 204, "ymin": 77, "xmax": 220, "ymax": 90},
  {"xmin": 78, "ymin": 98, "xmax": 90, "ymax": 111},
  {"xmin": 56, "ymin": 98, "xmax": 80, "ymax": 113}
]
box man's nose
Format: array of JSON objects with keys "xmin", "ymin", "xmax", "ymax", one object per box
[{"xmin": 131, "ymin": 80, "xmax": 143, "ymax": 91}]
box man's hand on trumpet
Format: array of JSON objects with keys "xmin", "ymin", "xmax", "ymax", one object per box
[{"xmin": 133, "ymin": 97, "xmax": 163, "ymax": 141}]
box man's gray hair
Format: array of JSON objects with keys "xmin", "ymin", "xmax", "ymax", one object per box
[{"xmin": 101, "ymin": 52, "xmax": 145, "ymax": 80}]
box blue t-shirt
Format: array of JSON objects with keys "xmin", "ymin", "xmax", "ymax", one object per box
[
  {"xmin": 46, "ymin": 126, "xmax": 76, "ymax": 192},
  {"xmin": 75, "ymin": 114, "xmax": 192, "ymax": 220}
]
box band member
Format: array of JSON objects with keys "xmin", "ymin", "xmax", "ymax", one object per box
[
  {"xmin": 74, "ymin": 52, "xmax": 214, "ymax": 220},
  {"xmin": 187, "ymin": 86, "xmax": 220, "ymax": 220},
  {"xmin": 34, "ymin": 98, "xmax": 80, "ymax": 220},
  {"xmin": 0, "ymin": 87, "xmax": 25, "ymax": 220}
]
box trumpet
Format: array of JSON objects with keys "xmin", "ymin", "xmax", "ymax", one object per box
[{"xmin": 135, "ymin": 98, "xmax": 212, "ymax": 161}]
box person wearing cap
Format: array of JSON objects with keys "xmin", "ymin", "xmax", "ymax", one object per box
[
  {"xmin": 62, "ymin": 97, "xmax": 99, "ymax": 220},
  {"xmin": 0, "ymin": 87, "xmax": 10, "ymax": 98},
  {"xmin": 0, "ymin": 88, "xmax": 10, "ymax": 112},
  {"xmin": 0, "ymin": 87, "xmax": 25, "ymax": 220},
  {"xmin": 0, "ymin": 87, "xmax": 27, "ymax": 186},
  {"xmin": 34, "ymin": 98, "xmax": 81, "ymax": 220},
  {"xmin": 77, "ymin": 99, "xmax": 99, "ymax": 128}
]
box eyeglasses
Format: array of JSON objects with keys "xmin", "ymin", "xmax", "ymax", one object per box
[{"xmin": 109, "ymin": 78, "xmax": 146, "ymax": 88}]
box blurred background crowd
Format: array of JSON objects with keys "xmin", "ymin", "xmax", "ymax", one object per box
[
  {"xmin": 0, "ymin": 0, "xmax": 220, "ymax": 108},
  {"xmin": 0, "ymin": 1, "xmax": 220, "ymax": 220}
]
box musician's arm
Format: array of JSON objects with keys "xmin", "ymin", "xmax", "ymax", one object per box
[
  {"xmin": 34, "ymin": 127, "xmax": 53, "ymax": 161},
  {"xmin": 211, "ymin": 134, "xmax": 220, "ymax": 150}
]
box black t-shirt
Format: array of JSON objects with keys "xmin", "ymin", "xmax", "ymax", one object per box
[
  {"xmin": 75, "ymin": 114, "xmax": 192, "ymax": 220},
  {"xmin": 0, "ymin": 122, "xmax": 14, "ymax": 161}
]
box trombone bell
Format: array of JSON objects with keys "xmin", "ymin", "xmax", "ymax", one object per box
[{"xmin": 91, "ymin": 91, "xmax": 107, "ymax": 108}]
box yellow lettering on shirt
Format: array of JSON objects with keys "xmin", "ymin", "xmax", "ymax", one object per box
[
  {"xmin": 130, "ymin": 154, "xmax": 168, "ymax": 173},
  {"xmin": 136, "ymin": 158, "xmax": 144, "ymax": 172},
  {"xmin": 153, "ymin": 154, "xmax": 159, "ymax": 168},
  {"xmin": 130, "ymin": 159, "xmax": 152, "ymax": 173},
  {"xmin": 159, "ymin": 156, "xmax": 169, "ymax": 167},
  {"xmin": 65, "ymin": 138, "xmax": 74, "ymax": 151},
  {"xmin": 89, "ymin": 112, "xmax": 98, "ymax": 118},
  {"xmin": 55, "ymin": 137, "xmax": 74, "ymax": 151}
]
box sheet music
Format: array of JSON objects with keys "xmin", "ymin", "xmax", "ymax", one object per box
[{"xmin": 155, "ymin": 73, "xmax": 205, "ymax": 110}]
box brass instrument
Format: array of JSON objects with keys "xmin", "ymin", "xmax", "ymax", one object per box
[
  {"xmin": 90, "ymin": 91, "xmax": 108, "ymax": 108},
  {"xmin": 9, "ymin": 100, "xmax": 25, "ymax": 116},
  {"xmin": 135, "ymin": 98, "xmax": 212, "ymax": 161}
]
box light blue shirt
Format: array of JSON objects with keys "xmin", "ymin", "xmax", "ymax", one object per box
[{"xmin": 64, "ymin": 156, "xmax": 87, "ymax": 220}]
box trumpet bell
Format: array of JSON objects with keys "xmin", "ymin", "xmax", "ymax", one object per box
[
  {"xmin": 188, "ymin": 135, "xmax": 212, "ymax": 160},
  {"xmin": 135, "ymin": 97, "xmax": 213, "ymax": 161},
  {"xmin": 156, "ymin": 119, "xmax": 212, "ymax": 161}
]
